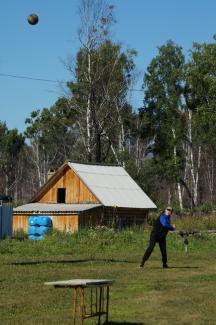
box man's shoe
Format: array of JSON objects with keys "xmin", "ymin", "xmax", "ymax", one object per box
[
  {"xmin": 139, "ymin": 264, "xmax": 144, "ymax": 268},
  {"xmin": 163, "ymin": 264, "xmax": 169, "ymax": 268}
]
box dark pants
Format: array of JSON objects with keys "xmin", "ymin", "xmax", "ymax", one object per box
[{"xmin": 140, "ymin": 231, "xmax": 167, "ymax": 266}]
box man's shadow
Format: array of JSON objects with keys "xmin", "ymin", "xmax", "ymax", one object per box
[
  {"xmin": 107, "ymin": 322, "xmax": 143, "ymax": 325},
  {"xmin": 8, "ymin": 258, "xmax": 135, "ymax": 266},
  {"xmin": 152, "ymin": 266, "xmax": 199, "ymax": 269}
]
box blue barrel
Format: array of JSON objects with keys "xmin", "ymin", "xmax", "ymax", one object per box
[
  {"xmin": 28, "ymin": 216, "xmax": 52, "ymax": 227},
  {"xmin": 28, "ymin": 216, "xmax": 52, "ymax": 240},
  {"xmin": 28, "ymin": 225, "xmax": 41, "ymax": 236},
  {"xmin": 28, "ymin": 216, "xmax": 40, "ymax": 226},
  {"xmin": 34, "ymin": 225, "xmax": 50, "ymax": 235},
  {"xmin": 36, "ymin": 216, "xmax": 52, "ymax": 227}
]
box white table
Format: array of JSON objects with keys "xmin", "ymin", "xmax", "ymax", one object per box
[{"xmin": 45, "ymin": 279, "xmax": 114, "ymax": 325}]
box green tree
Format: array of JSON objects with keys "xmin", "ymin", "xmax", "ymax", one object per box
[
  {"xmin": 0, "ymin": 122, "xmax": 25, "ymax": 196},
  {"xmin": 65, "ymin": 0, "xmax": 136, "ymax": 163},
  {"xmin": 140, "ymin": 41, "xmax": 185, "ymax": 208},
  {"xmin": 184, "ymin": 37, "xmax": 216, "ymax": 205},
  {"xmin": 68, "ymin": 41, "xmax": 136, "ymax": 163},
  {"xmin": 25, "ymin": 97, "xmax": 76, "ymax": 188}
]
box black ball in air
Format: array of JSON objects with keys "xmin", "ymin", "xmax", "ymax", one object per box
[{"xmin": 27, "ymin": 13, "xmax": 39, "ymax": 25}]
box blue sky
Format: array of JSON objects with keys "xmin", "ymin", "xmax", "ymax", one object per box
[{"xmin": 1, "ymin": 0, "xmax": 216, "ymax": 132}]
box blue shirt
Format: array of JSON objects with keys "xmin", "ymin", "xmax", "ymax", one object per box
[{"xmin": 159, "ymin": 214, "xmax": 174, "ymax": 230}]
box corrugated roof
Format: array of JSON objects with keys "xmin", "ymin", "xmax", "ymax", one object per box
[
  {"xmin": 13, "ymin": 203, "xmax": 102, "ymax": 213},
  {"xmin": 68, "ymin": 162, "xmax": 156, "ymax": 209}
]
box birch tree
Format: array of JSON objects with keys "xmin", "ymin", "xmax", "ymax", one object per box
[
  {"xmin": 184, "ymin": 37, "xmax": 216, "ymax": 206},
  {"xmin": 0, "ymin": 122, "xmax": 25, "ymax": 197},
  {"xmin": 24, "ymin": 98, "xmax": 76, "ymax": 188},
  {"xmin": 66, "ymin": 0, "xmax": 136, "ymax": 163},
  {"xmin": 141, "ymin": 41, "xmax": 185, "ymax": 209}
]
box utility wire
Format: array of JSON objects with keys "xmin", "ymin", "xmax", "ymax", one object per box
[
  {"xmin": 0, "ymin": 72, "xmax": 65, "ymax": 84},
  {"xmin": 0, "ymin": 72, "xmax": 143, "ymax": 91}
]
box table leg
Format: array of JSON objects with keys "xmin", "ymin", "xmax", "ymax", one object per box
[
  {"xmin": 95, "ymin": 287, "xmax": 98, "ymax": 313},
  {"xmin": 72, "ymin": 288, "xmax": 77, "ymax": 325},
  {"xmin": 102, "ymin": 286, "xmax": 105, "ymax": 312},
  {"xmin": 106, "ymin": 286, "xmax": 110, "ymax": 324},
  {"xmin": 80, "ymin": 287, "xmax": 85, "ymax": 325},
  {"xmin": 91, "ymin": 288, "xmax": 93, "ymax": 315},
  {"xmin": 98, "ymin": 287, "xmax": 102, "ymax": 325}
]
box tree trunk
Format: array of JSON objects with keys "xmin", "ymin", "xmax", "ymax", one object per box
[
  {"xmin": 204, "ymin": 150, "xmax": 214, "ymax": 203},
  {"xmin": 171, "ymin": 127, "xmax": 183, "ymax": 210},
  {"xmin": 86, "ymin": 50, "xmax": 92, "ymax": 162},
  {"xmin": 187, "ymin": 110, "xmax": 202, "ymax": 206}
]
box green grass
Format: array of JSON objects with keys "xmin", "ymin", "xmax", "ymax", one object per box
[{"xmin": 0, "ymin": 228, "xmax": 216, "ymax": 324}]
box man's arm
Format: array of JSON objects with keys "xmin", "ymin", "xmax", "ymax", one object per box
[{"xmin": 160, "ymin": 214, "xmax": 175, "ymax": 230}]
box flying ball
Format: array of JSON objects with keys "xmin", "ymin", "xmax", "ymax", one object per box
[{"xmin": 27, "ymin": 13, "xmax": 39, "ymax": 25}]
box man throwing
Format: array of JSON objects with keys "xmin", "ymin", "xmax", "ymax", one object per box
[{"xmin": 140, "ymin": 207, "xmax": 175, "ymax": 269}]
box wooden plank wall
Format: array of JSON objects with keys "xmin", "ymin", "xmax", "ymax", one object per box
[
  {"xmin": 13, "ymin": 214, "xmax": 79, "ymax": 233},
  {"xmin": 78, "ymin": 208, "xmax": 102, "ymax": 228},
  {"xmin": 13, "ymin": 207, "xmax": 149, "ymax": 233},
  {"xmin": 13, "ymin": 215, "xmax": 28, "ymax": 233},
  {"xmin": 103, "ymin": 207, "xmax": 149, "ymax": 227},
  {"xmin": 36, "ymin": 167, "xmax": 99, "ymax": 204},
  {"xmin": 51, "ymin": 215, "xmax": 78, "ymax": 232}
]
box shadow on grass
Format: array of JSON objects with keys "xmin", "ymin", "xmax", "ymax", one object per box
[
  {"xmin": 108, "ymin": 322, "xmax": 143, "ymax": 325},
  {"xmin": 8, "ymin": 258, "xmax": 136, "ymax": 266},
  {"xmin": 9, "ymin": 259, "xmax": 91, "ymax": 265},
  {"xmin": 151, "ymin": 266, "xmax": 199, "ymax": 269},
  {"xmin": 168, "ymin": 266, "xmax": 199, "ymax": 269}
]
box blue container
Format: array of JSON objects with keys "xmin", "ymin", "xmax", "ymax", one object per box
[
  {"xmin": 28, "ymin": 216, "xmax": 52, "ymax": 227},
  {"xmin": 28, "ymin": 225, "xmax": 40, "ymax": 236},
  {"xmin": 28, "ymin": 216, "xmax": 52, "ymax": 240},
  {"xmin": 28, "ymin": 225, "xmax": 50, "ymax": 236},
  {"xmin": 35, "ymin": 226, "xmax": 50, "ymax": 236},
  {"xmin": 28, "ymin": 216, "xmax": 40, "ymax": 226},
  {"xmin": 37, "ymin": 216, "xmax": 52, "ymax": 227}
]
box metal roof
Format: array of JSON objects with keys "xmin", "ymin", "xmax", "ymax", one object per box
[
  {"xmin": 68, "ymin": 162, "xmax": 156, "ymax": 209},
  {"xmin": 13, "ymin": 203, "xmax": 102, "ymax": 214}
]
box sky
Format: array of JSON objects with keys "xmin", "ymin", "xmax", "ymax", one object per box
[{"xmin": 1, "ymin": 0, "xmax": 216, "ymax": 133}]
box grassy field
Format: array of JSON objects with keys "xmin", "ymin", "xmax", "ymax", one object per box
[{"xmin": 0, "ymin": 226, "xmax": 216, "ymax": 325}]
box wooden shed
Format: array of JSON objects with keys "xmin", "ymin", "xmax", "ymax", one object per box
[{"xmin": 13, "ymin": 161, "xmax": 156, "ymax": 233}]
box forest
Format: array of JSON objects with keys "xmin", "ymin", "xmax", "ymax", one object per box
[{"xmin": 1, "ymin": 0, "xmax": 216, "ymax": 212}]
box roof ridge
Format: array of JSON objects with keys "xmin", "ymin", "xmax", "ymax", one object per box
[{"xmin": 68, "ymin": 160, "xmax": 122, "ymax": 167}]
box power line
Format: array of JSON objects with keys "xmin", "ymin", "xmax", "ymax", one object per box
[
  {"xmin": 0, "ymin": 72, "xmax": 144, "ymax": 91},
  {"xmin": 0, "ymin": 72, "xmax": 65, "ymax": 84}
]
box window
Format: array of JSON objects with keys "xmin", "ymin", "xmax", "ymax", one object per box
[{"xmin": 57, "ymin": 188, "xmax": 66, "ymax": 203}]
